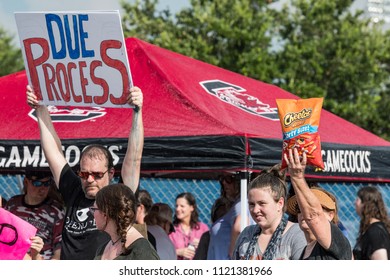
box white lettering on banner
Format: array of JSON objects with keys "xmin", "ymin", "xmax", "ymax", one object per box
[
  {"xmin": 0, "ymin": 145, "xmax": 122, "ymax": 168},
  {"xmin": 21, "ymin": 145, "xmax": 40, "ymax": 166},
  {"xmin": 64, "ymin": 145, "xmax": 80, "ymax": 167},
  {"xmin": 109, "ymin": 145, "xmax": 120, "ymax": 166},
  {"xmin": 322, "ymin": 149, "xmax": 371, "ymax": 173}
]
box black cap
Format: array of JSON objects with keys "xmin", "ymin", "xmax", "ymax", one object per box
[{"xmin": 25, "ymin": 169, "xmax": 51, "ymax": 180}]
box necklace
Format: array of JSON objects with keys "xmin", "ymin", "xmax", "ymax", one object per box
[
  {"xmin": 111, "ymin": 237, "xmax": 121, "ymax": 245},
  {"xmin": 180, "ymin": 224, "xmax": 192, "ymax": 246}
]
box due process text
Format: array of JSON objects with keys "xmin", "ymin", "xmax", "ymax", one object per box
[{"xmin": 22, "ymin": 13, "xmax": 129, "ymax": 106}]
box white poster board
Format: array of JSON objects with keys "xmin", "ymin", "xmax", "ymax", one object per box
[{"xmin": 15, "ymin": 11, "xmax": 133, "ymax": 108}]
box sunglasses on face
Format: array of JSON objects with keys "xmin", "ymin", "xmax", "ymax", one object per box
[
  {"xmin": 219, "ymin": 175, "xmax": 235, "ymax": 184},
  {"xmin": 31, "ymin": 179, "xmax": 51, "ymax": 187},
  {"xmin": 77, "ymin": 170, "xmax": 108, "ymax": 180}
]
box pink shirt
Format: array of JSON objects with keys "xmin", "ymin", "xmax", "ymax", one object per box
[{"xmin": 169, "ymin": 222, "xmax": 209, "ymax": 260}]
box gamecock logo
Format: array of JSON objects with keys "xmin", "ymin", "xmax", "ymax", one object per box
[
  {"xmin": 200, "ymin": 80, "xmax": 279, "ymax": 121},
  {"xmin": 28, "ymin": 106, "xmax": 106, "ymax": 123}
]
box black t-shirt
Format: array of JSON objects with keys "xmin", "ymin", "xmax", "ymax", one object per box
[
  {"xmin": 353, "ymin": 222, "xmax": 390, "ymax": 260},
  {"xmin": 147, "ymin": 231, "xmax": 157, "ymax": 250},
  {"xmin": 301, "ymin": 222, "xmax": 352, "ymax": 260},
  {"xmin": 59, "ymin": 164, "xmax": 110, "ymax": 260},
  {"xmin": 193, "ymin": 230, "xmax": 210, "ymax": 260}
]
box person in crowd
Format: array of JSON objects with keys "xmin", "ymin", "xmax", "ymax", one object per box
[
  {"xmin": 5, "ymin": 169, "xmax": 65, "ymax": 260},
  {"xmin": 285, "ymin": 148, "xmax": 352, "ymax": 259},
  {"xmin": 135, "ymin": 189, "xmax": 154, "ymax": 224},
  {"xmin": 288, "ymin": 182, "xmax": 349, "ymax": 238},
  {"xmin": 135, "ymin": 189, "xmax": 157, "ymax": 249},
  {"xmin": 232, "ymin": 163, "xmax": 306, "ymax": 260},
  {"xmin": 169, "ymin": 192, "xmax": 209, "ymax": 260},
  {"xmin": 26, "ymin": 85, "xmax": 144, "ymax": 260},
  {"xmin": 353, "ymin": 185, "xmax": 390, "ymax": 260},
  {"xmin": 92, "ymin": 183, "xmax": 159, "ymax": 260},
  {"xmin": 194, "ymin": 196, "xmax": 232, "ymax": 260},
  {"xmin": 144, "ymin": 202, "xmax": 177, "ymax": 260},
  {"xmin": 207, "ymin": 173, "xmax": 247, "ymax": 260},
  {"xmin": 1, "ymin": 197, "xmax": 44, "ymax": 260}
]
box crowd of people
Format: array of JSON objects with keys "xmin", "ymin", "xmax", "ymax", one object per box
[{"xmin": 1, "ymin": 84, "xmax": 389, "ymax": 261}]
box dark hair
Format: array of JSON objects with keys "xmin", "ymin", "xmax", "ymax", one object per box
[
  {"xmin": 357, "ymin": 185, "xmax": 390, "ymax": 242},
  {"xmin": 210, "ymin": 197, "xmax": 232, "ymax": 223},
  {"xmin": 24, "ymin": 169, "xmax": 51, "ymax": 180},
  {"xmin": 173, "ymin": 192, "xmax": 200, "ymax": 229},
  {"xmin": 95, "ymin": 183, "xmax": 137, "ymax": 251},
  {"xmin": 47, "ymin": 180, "xmax": 65, "ymax": 206},
  {"xmin": 81, "ymin": 144, "xmax": 114, "ymax": 170},
  {"xmin": 219, "ymin": 173, "xmax": 240, "ymax": 201},
  {"xmin": 144, "ymin": 203, "xmax": 174, "ymax": 233},
  {"xmin": 248, "ymin": 163, "xmax": 287, "ymax": 212},
  {"xmin": 286, "ymin": 184, "xmax": 298, "ymax": 222},
  {"xmin": 135, "ymin": 189, "xmax": 153, "ymax": 214}
]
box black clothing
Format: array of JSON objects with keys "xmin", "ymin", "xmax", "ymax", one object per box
[
  {"xmin": 301, "ymin": 222, "xmax": 352, "ymax": 260},
  {"xmin": 59, "ymin": 164, "xmax": 110, "ymax": 260},
  {"xmin": 94, "ymin": 238, "xmax": 160, "ymax": 260},
  {"xmin": 353, "ymin": 222, "xmax": 390, "ymax": 260}
]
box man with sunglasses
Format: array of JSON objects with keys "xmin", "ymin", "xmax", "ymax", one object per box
[
  {"xmin": 4, "ymin": 169, "xmax": 65, "ymax": 260},
  {"xmin": 26, "ymin": 85, "xmax": 144, "ymax": 260}
]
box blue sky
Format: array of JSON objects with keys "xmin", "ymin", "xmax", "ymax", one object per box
[{"xmin": 0, "ymin": 0, "xmax": 189, "ymax": 43}]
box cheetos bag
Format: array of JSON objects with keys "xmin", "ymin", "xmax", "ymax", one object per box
[{"xmin": 276, "ymin": 97, "xmax": 325, "ymax": 170}]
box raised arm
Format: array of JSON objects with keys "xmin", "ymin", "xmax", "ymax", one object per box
[
  {"xmin": 26, "ymin": 85, "xmax": 67, "ymax": 187},
  {"xmin": 121, "ymin": 86, "xmax": 144, "ymax": 193},
  {"xmin": 285, "ymin": 148, "xmax": 332, "ymax": 249}
]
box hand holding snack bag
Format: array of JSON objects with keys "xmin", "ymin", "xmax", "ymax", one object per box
[{"xmin": 276, "ymin": 97, "xmax": 325, "ymax": 170}]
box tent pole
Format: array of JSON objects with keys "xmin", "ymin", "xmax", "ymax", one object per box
[{"xmin": 240, "ymin": 171, "xmax": 249, "ymax": 231}]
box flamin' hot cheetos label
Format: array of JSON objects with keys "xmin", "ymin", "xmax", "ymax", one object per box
[{"xmin": 276, "ymin": 97, "xmax": 325, "ymax": 170}]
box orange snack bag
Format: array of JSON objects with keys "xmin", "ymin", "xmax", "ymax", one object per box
[{"xmin": 276, "ymin": 97, "xmax": 325, "ymax": 170}]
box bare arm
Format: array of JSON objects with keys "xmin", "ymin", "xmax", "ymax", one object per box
[
  {"xmin": 285, "ymin": 148, "xmax": 332, "ymax": 249},
  {"xmin": 26, "ymin": 85, "xmax": 67, "ymax": 187},
  {"xmin": 121, "ymin": 87, "xmax": 144, "ymax": 193},
  {"xmin": 371, "ymin": 249, "xmax": 388, "ymax": 260}
]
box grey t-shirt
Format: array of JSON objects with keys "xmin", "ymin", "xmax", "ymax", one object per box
[{"xmin": 233, "ymin": 222, "xmax": 306, "ymax": 260}]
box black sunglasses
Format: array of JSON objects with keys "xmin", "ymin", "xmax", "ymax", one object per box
[
  {"xmin": 31, "ymin": 179, "xmax": 51, "ymax": 187},
  {"xmin": 219, "ymin": 175, "xmax": 236, "ymax": 184},
  {"xmin": 78, "ymin": 170, "xmax": 108, "ymax": 180}
]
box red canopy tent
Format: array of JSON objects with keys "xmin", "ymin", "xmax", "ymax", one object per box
[{"xmin": 1, "ymin": 37, "xmax": 389, "ymax": 182}]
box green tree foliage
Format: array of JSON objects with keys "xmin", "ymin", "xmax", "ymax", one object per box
[
  {"xmin": 0, "ymin": 27, "xmax": 24, "ymax": 76},
  {"xmin": 122, "ymin": 0, "xmax": 277, "ymax": 80},
  {"xmin": 273, "ymin": 0, "xmax": 390, "ymax": 140},
  {"xmin": 121, "ymin": 0, "xmax": 390, "ymax": 140}
]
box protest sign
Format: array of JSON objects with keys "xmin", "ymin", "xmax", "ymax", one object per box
[
  {"xmin": 15, "ymin": 10, "xmax": 133, "ymax": 108},
  {"xmin": 0, "ymin": 208, "xmax": 37, "ymax": 260}
]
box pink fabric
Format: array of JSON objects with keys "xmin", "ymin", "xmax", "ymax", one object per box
[
  {"xmin": 0, "ymin": 208, "xmax": 37, "ymax": 260},
  {"xmin": 169, "ymin": 222, "xmax": 209, "ymax": 260}
]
